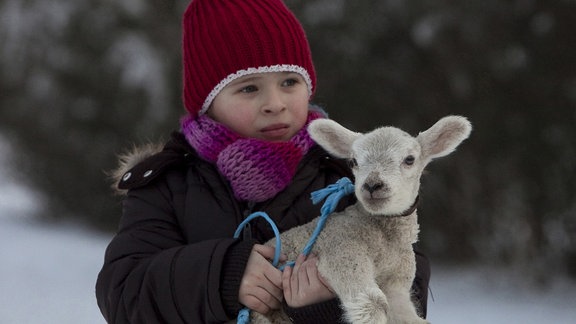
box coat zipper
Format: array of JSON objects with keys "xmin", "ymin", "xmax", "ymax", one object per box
[{"xmin": 241, "ymin": 202, "xmax": 256, "ymax": 240}]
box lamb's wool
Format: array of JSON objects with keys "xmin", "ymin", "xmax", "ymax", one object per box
[{"xmin": 181, "ymin": 110, "xmax": 323, "ymax": 202}]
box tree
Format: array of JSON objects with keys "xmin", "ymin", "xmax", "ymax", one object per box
[{"xmin": 0, "ymin": 0, "xmax": 185, "ymax": 229}]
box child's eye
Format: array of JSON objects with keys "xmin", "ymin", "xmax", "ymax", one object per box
[
  {"xmin": 282, "ymin": 78, "xmax": 298, "ymax": 87},
  {"xmin": 240, "ymin": 85, "xmax": 258, "ymax": 93}
]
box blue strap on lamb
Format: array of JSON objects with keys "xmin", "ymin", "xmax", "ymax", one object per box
[
  {"xmin": 234, "ymin": 177, "xmax": 354, "ymax": 324},
  {"xmin": 286, "ymin": 177, "xmax": 354, "ymax": 267}
]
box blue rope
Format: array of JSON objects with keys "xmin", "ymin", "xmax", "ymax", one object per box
[
  {"xmin": 304, "ymin": 177, "xmax": 354, "ymax": 256},
  {"xmin": 237, "ymin": 308, "xmax": 250, "ymax": 324},
  {"xmin": 234, "ymin": 212, "xmax": 283, "ymax": 324},
  {"xmin": 282, "ymin": 177, "xmax": 355, "ymax": 269},
  {"xmin": 233, "ymin": 212, "xmax": 282, "ymax": 266},
  {"xmin": 234, "ymin": 177, "xmax": 354, "ymax": 324}
]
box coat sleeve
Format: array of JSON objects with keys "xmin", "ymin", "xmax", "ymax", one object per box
[
  {"xmin": 412, "ymin": 248, "xmax": 430, "ymax": 318},
  {"xmin": 95, "ymin": 184, "xmax": 254, "ymax": 324}
]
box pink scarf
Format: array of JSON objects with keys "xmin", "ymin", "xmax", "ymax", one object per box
[{"xmin": 181, "ymin": 110, "xmax": 324, "ymax": 202}]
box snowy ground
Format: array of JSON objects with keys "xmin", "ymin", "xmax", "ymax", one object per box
[
  {"xmin": 428, "ymin": 266, "xmax": 576, "ymax": 323},
  {"xmin": 1, "ymin": 167, "xmax": 575, "ymax": 323},
  {"xmin": 0, "ymin": 216, "xmax": 108, "ymax": 324}
]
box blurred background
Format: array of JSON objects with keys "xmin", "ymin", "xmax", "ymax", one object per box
[{"xmin": 1, "ymin": 0, "xmax": 575, "ymax": 322}]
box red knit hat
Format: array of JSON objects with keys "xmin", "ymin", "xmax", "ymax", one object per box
[{"xmin": 182, "ymin": 0, "xmax": 316, "ymax": 118}]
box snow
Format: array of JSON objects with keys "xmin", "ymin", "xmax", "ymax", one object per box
[
  {"xmin": 428, "ymin": 266, "xmax": 576, "ymax": 323},
  {"xmin": 0, "ymin": 217, "xmax": 109, "ymax": 324},
  {"xmin": 0, "ymin": 136, "xmax": 108, "ymax": 324}
]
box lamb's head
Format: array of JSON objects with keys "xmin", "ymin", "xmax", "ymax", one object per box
[{"xmin": 309, "ymin": 116, "xmax": 472, "ymax": 215}]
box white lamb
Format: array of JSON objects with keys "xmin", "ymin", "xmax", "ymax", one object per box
[{"xmin": 251, "ymin": 115, "xmax": 472, "ymax": 324}]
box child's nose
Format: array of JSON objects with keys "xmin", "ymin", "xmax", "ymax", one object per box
[{"xmin": 262, "ymin": 89, "xmax": 286, "ymax": 113}]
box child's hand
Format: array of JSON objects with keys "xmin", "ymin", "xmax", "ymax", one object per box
[
  {"xmin": 282, "ymin": 254, "xmax": 336, "ymax": 308},
  {"xmin": 239, "ymin": 244, "xmax": 286, "ymax": 315}
]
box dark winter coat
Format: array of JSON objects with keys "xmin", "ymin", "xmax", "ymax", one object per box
[{"xmin": 96, "ymin": 132, "xmax": 430, "ymax": 323}]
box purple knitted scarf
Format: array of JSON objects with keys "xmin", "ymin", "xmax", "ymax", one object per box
[{"xmin": 181, "ymin": 110, "xmax": 325, "ymax": 202}]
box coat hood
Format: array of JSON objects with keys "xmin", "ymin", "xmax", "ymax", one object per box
[{"xmin": 110, "ymin": 142, "xmax": 164, "ymax": 195}]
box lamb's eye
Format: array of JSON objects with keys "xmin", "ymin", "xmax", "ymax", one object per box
[
  {"xmin": 404, "ymin": 155, "xmax": 415, "ymax": 166},
  {"xmin": 348, "ymin": 158, "xmax": 358, "ymax": 168}
]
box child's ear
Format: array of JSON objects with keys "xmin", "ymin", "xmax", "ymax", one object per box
[
  {"xmin": 308, "ymin": 119, "xmax": 361, "ymax": 158},
  {"xmin": 417, "ymin": 116, "xmax": 472, "ymax": 161}
]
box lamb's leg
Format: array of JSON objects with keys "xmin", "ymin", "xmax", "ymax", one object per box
[
  {"xmin": 340, "ymin": 284, "xmax": 389, "ymax": 324},
  {"xmin": 380, "ymin": 250, "xmax": 428, "ymax": 324},
  {"xmin": 319, "ymin": 255, "xmax": 389, "ymax": 324},
  {"xmin": 384, "ymin": 282, "xmax": 429, "ymax": 324}
]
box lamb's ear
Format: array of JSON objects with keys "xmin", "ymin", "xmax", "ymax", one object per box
[
  {"xmin": 417, "ymin": 116, "xmax": 472, "ymax": 160},
  {"xmin": 308, "ymin": 119, "xmax": 361, "ymax": 158}
]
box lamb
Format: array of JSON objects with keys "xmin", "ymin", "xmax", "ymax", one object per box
[{"xmin": 251, "ymin": 115, "xmax": 472, "ymax": 324}]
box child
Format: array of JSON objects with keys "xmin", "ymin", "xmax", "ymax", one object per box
[{"xmin": 96, "ymin": 0, "xmax": 430, "ymax": 323}]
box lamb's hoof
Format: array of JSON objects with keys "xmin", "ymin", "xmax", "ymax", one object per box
[{"xmin": 343, "ymin": 288, "xmax": 389, "ymax": 324}]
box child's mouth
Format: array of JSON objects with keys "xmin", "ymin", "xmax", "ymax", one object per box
[{"xmin": 261, "ymin": 124, "xmax": 290, "ymax": 139}]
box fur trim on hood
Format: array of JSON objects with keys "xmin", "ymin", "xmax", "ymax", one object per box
[{"xmin": 110, "ymin": 143, "xmax": 164, "ymax": 195}]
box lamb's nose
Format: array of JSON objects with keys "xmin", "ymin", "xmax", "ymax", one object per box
[{"xmin": 362, "ymin": 182, "xmax": 385, "ymax": 194}]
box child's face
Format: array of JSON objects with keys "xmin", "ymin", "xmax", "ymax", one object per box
[{"xmin": 208, "ymin": 72, "xmax": 310, "ymax": 141}]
